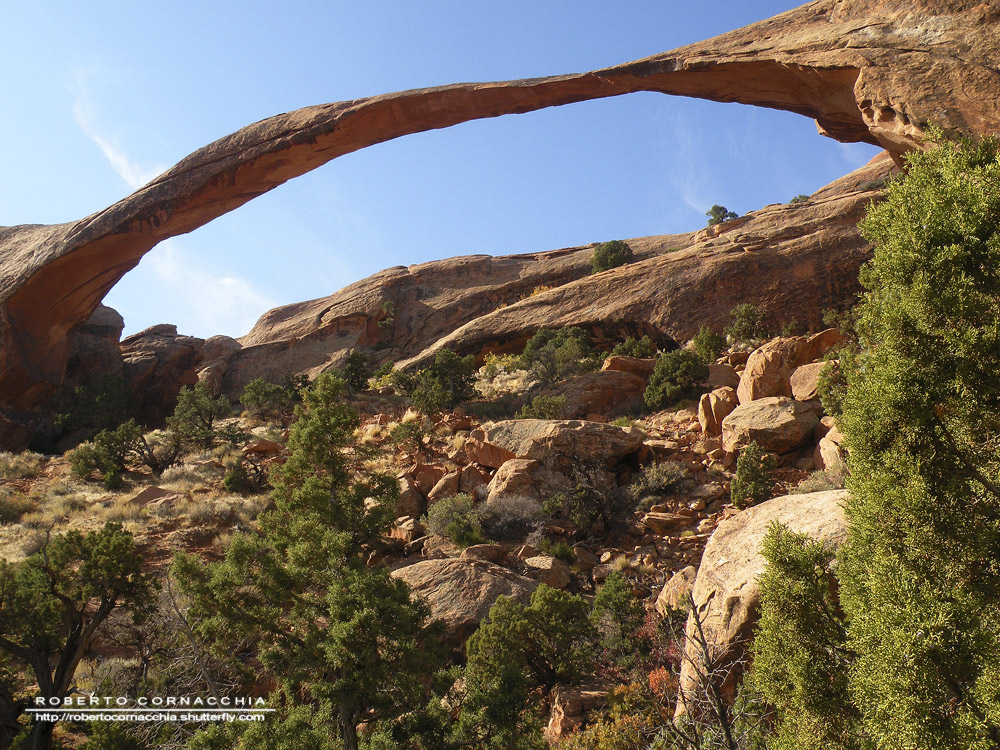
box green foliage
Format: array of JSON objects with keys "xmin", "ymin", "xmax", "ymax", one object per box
[
  {"xmin": 175, "ymin": 372, "xmax": 441, "ymax": 750},
  {"xmin": 630, "ymin": 460, "xmax": 693, "ymax": 507},
  {"xmin": 476, "ymin": 493, "xmax": 544, "ymax": 542},
  {"xmin": 222, "ymin": 459, "xmax": 255, "ymax": 495},
  {"xmin": 816, "ymin": 350, "xmax": 855, "ymax": 417},
  {"xmin": 342, "ymin": 349, "xmax": 371, "ymax": 392},
  {"xmin": 240, "ymin": 377, "xmax": 294, "ymax": 421},
  {"xmin": 789, "ymin": 194, "xmax": 810, "ymax": 204},
  {"xmin": 537, "ymin": 538, "xmax": 575, "ymax": 563},
  {"xmin": 750, "ymin": 524, "xmax": 864, "ymax": 749},
  {"xmin": 405, "ymin": 349, "xmax": 476, "ymax": 411},
  {"xmin": 390, "ymin": 420, "xmax": 427, "ymax": 453},
  {"xmin": 168, "ymin": 382, "xmax": 230, "ymax": 448},
  {"xmin": 69, "ymin": 419, "xmax": 179, "ymax": 486},
  {"xmin": 468, "ymin": 585, "xmax": 596, "ymax": 691},
  {"xmin": 692, "ymin": 326, "xmax": 726, "ymax": 363},
  {"xmin": 519, "ymin": 327, "xmax": 598, "ymax": 382},
  {"xmin": 706, "ymin": 205, "xmax": 739, "ymax": 226},
  {"xmin": 835, "ymin": 134, "xmax": 1000, "ymax": 747},
  {"xmin": 725, "ymin": 303, "xmax": 769, "ymax": 344},
  {"xmin": 516, "ymin": 394, "xmax": 567, "ymax": 420},
  {"xmin": 610, "ymin": 335, "xmax": 657, "ymax": 359},
  {"xmin": 53, "ymin": 374, "xmax": 135, "ymax": 436},
  {"xmin": 591, "ymin": 240, "xmax": 635, "ymax": 274},
  {"xmin": 729, "ymin": 442, "xmax": 774, "ymax": 509},
  {"xmin": 424, "ymin": 493, "xmax": 484, "ymax": 548},
  {"xmin": 0, "ymin": 523, "xmax": 155, "ymax": 749},
  {"xmin": 643, "ymin": 349, "xmax": 709, "ymax": 409},
  {"xmin": 591, "ymin": 571, "xmax": 646, "ymax": 666},
  {"xmin": 0, "ymin": 490, "xmax": 31, "ymax": 524},
  {"xmin": 543, "ymin": 464, "xmax": 620, "ymax": 535}
]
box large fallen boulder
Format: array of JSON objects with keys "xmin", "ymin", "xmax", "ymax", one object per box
[
  {"xmin": 721, "ymin": 396, "xmax": 819, "ymax": 454},
  {"xmin": 736, "ymin": 344, "xmax": 792, "ymax": 404},
  {"xmin": 391, "ymin": 558, "xmax": 536, "ymax": 644},
  {"xmin": 480, "ymin": 419, "xmax": 644, "ymax": 469},
  {"xmin": 676, "ymin": 490, "xmax": 849, "ymax": 713},
  {"xmin": 533, "ymin": 370, "xmax": 647, "ymax": 419}
]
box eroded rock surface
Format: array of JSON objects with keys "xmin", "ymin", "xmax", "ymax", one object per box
[{"xmin": 3, "ymin": 0, "xmax": 998, "ymax": 447}]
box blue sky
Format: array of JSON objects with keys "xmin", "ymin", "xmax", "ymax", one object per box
[{"xmin": 1, "ymin": 2, "xmax": 880, "ymax": 339}]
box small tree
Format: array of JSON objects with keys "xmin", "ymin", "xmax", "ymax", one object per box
[
  {"xmin": 516, "ymin": 395, "xmax": 567, "ymax": 420},
  {"xmin": 644, "ymin": 349, "xmax": 709, "ymax": 409},
  {"xmin": 590, "ymin": 571, "xmax": 646, "ymax": 667},
  {"xmin": 706, "ymin": 205, "xmax": 739, "ymax": 226},
  {"xmin": 168, "ymin": 382, "xmax": 230, "ymax": 448},
  {"xmin": 405, "ymin": 349, "xmax": 476, "ymax": 412},
  {"xmin": 342, "ymin": 349, "xmax": 371, "ymax": 393},
  {"xmin": 591, "ymin": 240, "xmax": 634, "ymax": 274},
  {"xmin": 424, "ymin": 493, "xmax": 484, "ymax": 548},
  {"xmin": 693, "ymin": 326, "xmax": 726, "ymax": 363},
  {"xmin": 0, "ymin": 523, "xmax": 155, "ymax": 749},
  {"xmin": 239, "ymin": 377, "xmax": 293, "ymax": 422},
  {"xmin": 519, "ymin": 327, "xmax": 597, "ymax": 382},
  {"xmin": 724, "ymin": 303, "xmax": 768, "ymax": 344},
  {"xmin": 610, "ymin": 335, "xmax": 657, "ymax": 359},
  {"xmin": 729, "ymin": 442, "xmax": 774, "ymax": 509}
]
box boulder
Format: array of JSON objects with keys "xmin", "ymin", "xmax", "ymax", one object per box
[
  {"xmin": 790, "ymin": 361, "xmax": 826, "ymax": 402},
  {"xmin": 655, "ymin": 565, "xmax": 698, "ymax": 616},
  {"xmin": 795, "ymin": 328, "xmax": 843, "ymax": 367},
  {"xmin": 677, "ymin": 490, "xmax": 849, "ymax": 713},
  {"xmin": 459, "ymin": 463, "xmax": 491, "ymax": 495},
  {"xmin": 485, "ymin": 458, "xmax": 571, "ymax": 505},
  {"xmin": 704, "ymin": 363, "xmax": 741, "ymax": 390},
  {"xmin": 545, "ymin": 680, "xmax": 612, "ymax": 742},
  {"xmin": 427, "ymin": 471, "xmax": 461, "ymax": 504},
  {"xmin": 736, "ymin": 345, "xmax": 792, "ymax": 404},
  {"xmin": 523, "ymin": 555, "xmax": 573, "ymax": 589},
  {"xmin": 535, "ymin": 370, "xmax": 646, "ymax": 419},
  {"xmin": 642, "ymin": 512, "xmax": 694, "ymax": 535},
  {"xmin": 396, "ymin": 475, "xmax": 425, "ymax": 517},
  {"xmin": 464, "ymin": 437, "xmax": 517, "ymax": 469},
  {"xmin": 698, "ymin": 387, "xmax": 739, "ymax": 436},
  {"xmin": 391, "ymin": 558, "xmax": 536, "ymax": 644},
  {"xmin": 721, "ymin": 396, "xmax": 820, "ymax": 454},
  {"xmin": 814, "ymin": 436, "xmax": 847, "ymax": 474},
  {"xmin": 409, "ymin": 463, "xmax": 448, "ymax": 495},
  {"xmin": 601, "ymin": 355, "xmax": 656, "ymax": 379},
  {"xmin": 480, "ymin": 420, "xmax": 644, "ymax": 469},
  {"xmin": 461, "ymin": 544, "xmax": 508, "ymax": 564}
]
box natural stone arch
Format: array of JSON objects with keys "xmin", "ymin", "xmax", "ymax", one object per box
[{"xmin": 2, "ymin": 0, "xmax": 999, "ymax": 448}]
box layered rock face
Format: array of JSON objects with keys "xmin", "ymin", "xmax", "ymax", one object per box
[{"xmin": 2, "ymin": 0, "xmax": 998, "ymax": 448}]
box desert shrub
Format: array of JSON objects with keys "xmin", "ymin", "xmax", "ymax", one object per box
[
  {"xmin": 643, "ymin": 350, "xmax": 709, "ymax": 409},
  {"xmin": 519, "ymin": 327, "xmax": 598, "ymax": 382},
  {"xmin": 610, "ymin": 335, "xmax": 657, "ymax": 359},
  {"xmin": 69, "ymin": 422, "xmax": 138, "ymax": 489},
  {"xmin": 401, "ymin": 349, "xmax": 477, "ymax": 411},
  {"xmin": 591, "ymin": 570, "xmax": 646, "ymax": 666},
  {"xmin": 789, "ymin": 468, "xmax": 845, "ymax": 494},
  {"xmin": 240, "ymin": 377, "xmax": 293, "ymax": 421},
  {"xmin": 630, "ymin": 461, "xmax": 693, "ymax": 503},
  {"xmin": 389, "ymin": 421, "xmax": 427, "ymax": 453},
  {"xmin": 53, "ymin": 374, "xmax": 135, "ymax": 436},
  {"xmin": 464, "ymin": 394, "xmax": 520, "ymax": 421},
  {"xmin": 692, "ymin": 326, "xmax": 726, "ymax": 363},
  {"xmin": 516, "ymin": 395, "xmax": 567, "ymax": 420},
  {"xmin": 477, "ymin": 494, "xmax": 544, "ymax": 541},
  {"xmin": 217, "ymin": 422, "xmax": 249, "ymax": 447},
  {"xmin": 168, "ymin": 382, "xmax": 231, "ymax": 448},
  {"xmin": 222, "ymin": 460, "xmax": 256, "ymax": 495},
  {"xmin": 725, "ymin": 302, "xmax": 769, "ymax": 344},
  {"xmin": 0, "ymin": 451, "xmax": 44, "ymax": 479},
  {"xmin": 538, "ymin": 538, "xmax": 575, "ymax": 564},
  {"xmin": 816, "ymin": 349, "xmax": 855, "ymax": 417},
  {"xmin": 480, "ymin": 352, "xmax": 519, "ymax": 379},
  {"xmin": 0, "ymin": 490, "xmax": 32, "ymax": 524},
  {"xmin": 342, "ymin": 349, "xmax": 371, "ymax": 392},
  {"xmin": 706, "ymin": 205, "xmax": 739, "ymax": 226},
  {"xmin": 542, "ymin": 465, "xmax": 621, "ymax": 535},
  {"xmin": 424, "ymin": 493, "xmax": 484, "ymax": 547},
  {"xmin": 729, "ymin": 442, "xmax": 775, "ymax": 509},
  {"xmin": 591, "ymin": 240, "xmax": 634, "ymax": 274},
  {"xmin": 789, "ymin": 194, "xmax": 810, "ymax": 204}
]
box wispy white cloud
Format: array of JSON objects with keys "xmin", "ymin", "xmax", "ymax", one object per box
[{"xmin": 71, "ymin": 71, "xmax": 166, "ymax": 190}]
